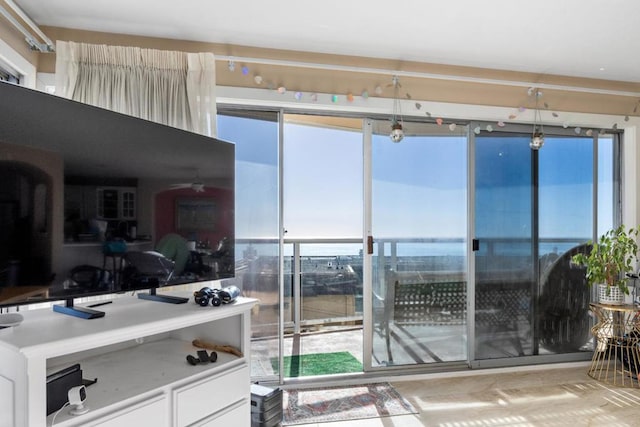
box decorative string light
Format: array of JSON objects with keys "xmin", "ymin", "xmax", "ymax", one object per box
[
  {"xmin": 530, "ymin": 89, "xmax": 545, "ymax": 150},
  {"xmin": 226, "ymin": 60, "xmax": 633, "ymax": 133},
  {"xmin": 389, "ymin": 76, "xmax": 404, "ymax": 143}
]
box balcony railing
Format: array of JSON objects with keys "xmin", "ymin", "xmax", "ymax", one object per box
[{"xmin": 236, "ymin": 236, "xmax": 590, "ymax": 331}]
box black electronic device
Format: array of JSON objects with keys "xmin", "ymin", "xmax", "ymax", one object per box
[
  {"xmin": 197, "ymin": 350, "xmax": 210, "ymax": 363},
  {"xmin": 0, "ymin": 82, "xmax": 236, "ymax": 318},
  {"xmin": 251, "ymin": 383, "xmax": 283, "ymax": 427},
  {"xmin": 46, "ymin": 364, "xmax": 83, "ymax": 415},
  {"xmin": 186, "ymin": 350, "xmax": 217, "ymax": 365}
]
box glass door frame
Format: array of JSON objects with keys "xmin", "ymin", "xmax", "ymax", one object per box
[{"xmin": 363, "ymin": 119, "xmax": 374, "ymax": 371}]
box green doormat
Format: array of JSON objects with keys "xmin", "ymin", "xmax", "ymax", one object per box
[{"xmin": 272, "ymin": 352, "xmax": 362, "ymax": 377}]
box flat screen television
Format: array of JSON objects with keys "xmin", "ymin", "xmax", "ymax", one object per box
[{"xmin": 0, "ymin": 82, "xmax": 235, "ymax": 318}]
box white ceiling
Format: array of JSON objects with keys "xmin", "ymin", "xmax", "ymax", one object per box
[{"xmin": 14, "ymin": 0, "xmax": 640, "ymax": 83}]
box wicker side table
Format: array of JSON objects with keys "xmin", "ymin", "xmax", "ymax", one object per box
[{"xmin": 588, "ymin": 303, "xmax": 640, "ymax": 388}]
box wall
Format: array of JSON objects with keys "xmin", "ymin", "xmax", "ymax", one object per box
[
  {"xmin": 0, "ymin": 11, "xmax": 38, "ymax": 65},
  {"xmin": 0, "ymin": 24, "xmax": 36, "ymax": 87},
  {"xmin": 5, "ymin": 25, "xmax": 640, "ymax": 118},
  {"xmin": 0, "ymin": 140, "xmax": 63, "ymax": 275},
  {"xmin": 154, "ymin": 187, "xmax": 233, "ymax": 249},
  {"xmin": 2, "ymin": 22, "xmax": 640, "ymax": 229}
]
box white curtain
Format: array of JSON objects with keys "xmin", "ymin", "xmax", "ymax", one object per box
[{"xmin": 55, "ymin": 41, "xmax": 217, "ymax": 137}]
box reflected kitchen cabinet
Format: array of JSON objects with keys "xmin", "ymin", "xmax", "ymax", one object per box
[{"xmin": 97, "ymin": 187, "xmax": 136, "ymax": 220}]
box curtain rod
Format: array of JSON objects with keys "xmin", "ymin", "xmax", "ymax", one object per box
[
  {"xmin": 2, "ymin": 0, "xmax": 54, "ymax": 52},
  {"xmin": 217, "ymin": 55, "xmax": 640, "ymax": 98}
]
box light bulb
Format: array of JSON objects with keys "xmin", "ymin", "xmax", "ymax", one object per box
[
  {"xmin": 390, "ymin": 122, "xmax": 404, "ymax": 143},
  {"xmin": 530, "ymin": 132, "xmax": 544, "ymax": 150}
]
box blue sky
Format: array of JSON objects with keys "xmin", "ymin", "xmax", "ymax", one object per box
[{"xmin": 217, "ymin": 114, "xmax": 614, "ymax": 251}]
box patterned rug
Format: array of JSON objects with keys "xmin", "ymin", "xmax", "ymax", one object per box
[{"xmin": 282, "ymin": 382, "xmax": 418, "ymax": 425}]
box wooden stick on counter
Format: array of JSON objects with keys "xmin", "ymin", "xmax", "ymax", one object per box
[{"xmin": 192, "ymin": 339, "xmax": 243, "ymax": 358}]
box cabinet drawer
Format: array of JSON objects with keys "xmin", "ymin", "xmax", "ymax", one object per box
[
  {"xmin": 175, "ymin": 364, "xmax": 249, "ymax": 427},
  {"xmin": 85, "ymin": 394, "xmax": 167, "ymax": 427},
  {"xmin": 192, "ymin": 399, "xmax": 250, "ymax": 427}
]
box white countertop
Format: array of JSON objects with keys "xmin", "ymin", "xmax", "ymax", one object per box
[{"xmin": 63, "ymin": 240, "xmax": 153, "ymax": 248}]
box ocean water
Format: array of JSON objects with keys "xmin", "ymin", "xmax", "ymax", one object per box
[{"xmin": 235, "ymin": 240, "xmax": 586, "ymax": 261}]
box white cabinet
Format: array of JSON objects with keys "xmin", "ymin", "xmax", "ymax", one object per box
[
  {"xmin": 97, "ymin": 187, "xmax": 136, "ymax": 220},
  {"xmin": 193, "ymin": 400, "xmax": 250, "ymax": 427},
  {"xmin": 174, "ymin": 364, "xmax": 249, "ymax": 426},
  {"xmin": 85, "ymin": 395, "xmax": 168, "ymax": 427},
  {"xmin": 120, "ymin": 189, "xmax": 136, "ymax": 220},
  {"xmin": 0, "ymin": 294, "xmax": 257, "ymax": 427}
]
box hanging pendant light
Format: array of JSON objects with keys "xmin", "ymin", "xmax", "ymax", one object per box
[
  {"xmin": 530, "ymin": 89, "xmax": 544, "ymax": 150},
  {"xmin": 389, "ymin": 75, "xmax": 404, "ymax": 143}
]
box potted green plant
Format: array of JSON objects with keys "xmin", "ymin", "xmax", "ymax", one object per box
[{"xmin": 571, "ymin": 225, "xmax": 640, "ymax": 305}]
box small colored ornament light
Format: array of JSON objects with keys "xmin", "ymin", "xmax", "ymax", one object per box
[{"xmin": 390, "ymin": 122, "xmax": 404, "ymax": 143}]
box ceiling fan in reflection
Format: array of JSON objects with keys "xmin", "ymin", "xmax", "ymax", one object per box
[{"xmin": 170, "ymin": 172, "xmax": 205, "ymax": 192}]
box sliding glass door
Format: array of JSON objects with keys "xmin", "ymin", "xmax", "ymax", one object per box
[
  {"xmin": 473, "ymin": 124, "xmax": 603, "ymax": 364},
  {"xmin": 473, "ymin": 131, "xmax": 535, "ymax": 360},
  {"xmin": 368, "ymin": 120, "xmax": 468, "ymax": 369},
  {"xmin": 281, "ymin": 114, "xmax": 364, "ymax": 378},
  {"xmin": 223, "ymin": 106, "xmax": 618, "ymax": 380}
]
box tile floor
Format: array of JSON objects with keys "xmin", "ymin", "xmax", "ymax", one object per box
[
  {"xmin": 288, "ymin": 364, "xmax": 640, "ymax": 426},
  {"xmin": 252, "ymin": 326, "xmax": 639, "ymax": 426}
]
